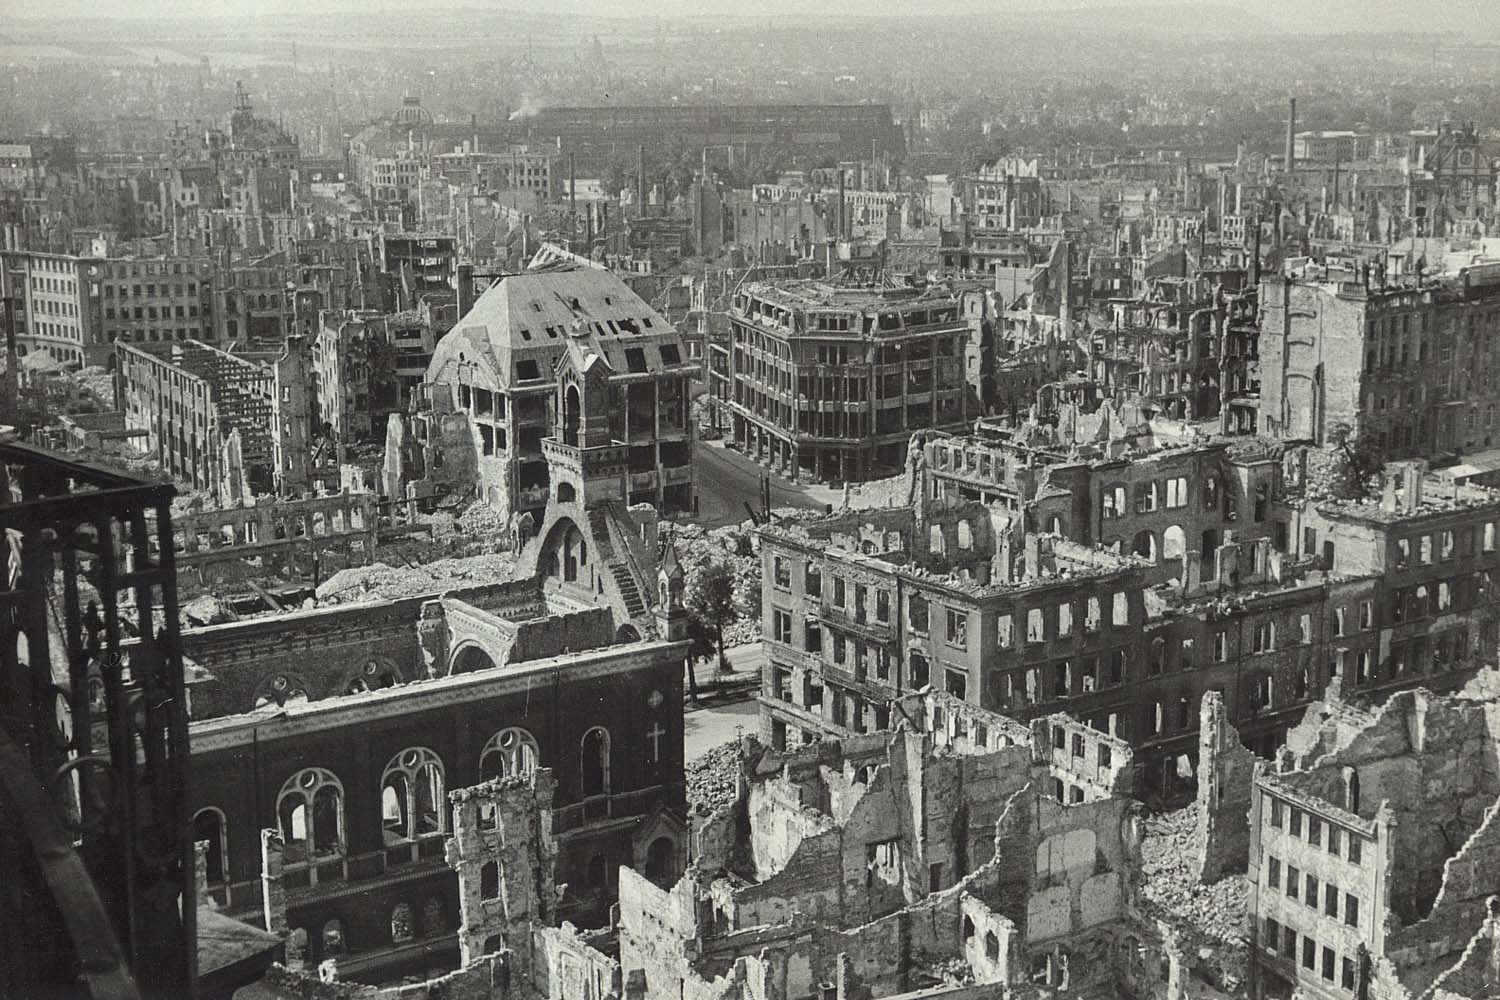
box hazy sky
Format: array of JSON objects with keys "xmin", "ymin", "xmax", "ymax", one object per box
[{"xmin": 6, "ymin": 0, "xmax": 1499, "ymax": 34}]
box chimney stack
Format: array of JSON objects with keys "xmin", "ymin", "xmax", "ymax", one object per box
[
  {"xmin": 837, "ymin": 169, "xmax": 847, "ymax": 241},
  {"xmin": 637, "ymin": 144, "xmax": 647, "ymax": 219},
  {"xmin": 1285, "ymin": 97, "xmax": 1297, "ymax": 173}
]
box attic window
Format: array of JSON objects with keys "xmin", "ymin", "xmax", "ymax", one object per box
[
  {"xmin": 519, "ymin": 328, "xmax": 532, "ymax": 341},
  {"xmin": 571, "ymin": 298, "xmax": 581, "ymax": 310},
  {"xmin": 545, "ymin": 326, "xmax": 558, "ymax": 339},
  {"xmin": 604, "ymin": 296, "xmax": 613, "ymax": 305},
  {"xmin": 625, "ymin": 348, "xmax": 648, "ymax": 373},
  {"xmin": 642, "ymin": 317, "xmax": 653, "ymax": 328},
  {"xmin": 531, "ymin": 302, "xmax": 542, "ymax": 312},
  {"xmin": 515, "ymin": 360, "xmax": 541, "ymax": 381},
  {"xmin": 660, "ymin": 344, "xmax": 681, "ymax": 366}
]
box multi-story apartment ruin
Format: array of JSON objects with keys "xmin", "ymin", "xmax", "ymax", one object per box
[
  {"xmin": 1247, "ymin": 678, "xmax": 1500, "ymax": 1000},
  {"xmin": 762, "ymin": 441, "xmax": 1500, "ymax": 802},
  {"xmin": 117, "ymin": 337, "xmax": 312, "ymax": 501},
  {"xmin": 388, "ymin": 264, "xmax": 696, "ymax": 520},
  {"xmin": 1, "ymin": 248, "xmax": 217, "ymax": 366},
  {"xmin": 709, "ymin": 278, "xmax": 970, "ymax": 482},
  {"xmin": 1259, "ymin": 261, "xmax": 1500, "ymax": 456}
]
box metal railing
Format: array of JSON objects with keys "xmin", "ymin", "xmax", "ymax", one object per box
[{"xmin": 0, "ymin": 441, "xmax": 195, "ymax": 999}]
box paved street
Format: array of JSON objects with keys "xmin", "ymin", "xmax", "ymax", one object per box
[
  {"xmin": 691, "ymin": 440, "xmax": 827, "ymax": 527},
  {"xmin": 684, "ymin": 696, "xmax": 760, "ymax": 761},
  {"xmin": 682, "ymin": 641, "xmax": 764, "ymax": 760}
]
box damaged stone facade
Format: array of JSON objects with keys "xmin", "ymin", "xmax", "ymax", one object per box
[
  {"xmin": 1247, "ymin": 670, "xmax": 1500, "ymax": 1000},
  {"xmin": 181, "ymin": 447, "xmax": 693, "ymax": 984},
  {"xmin": 612, "ymin": 692, "xmax": 1224, "ymax": 1000},
  {"xmin": 801, "ymin": 440, "xmax": 1500, "ymax": 804},
  {"xmin": 167, "ymin": 486, "xmax": 378, "ymax": 598},
  {"xmin": 118, "ymin": 338, "xmax": 279, "ymax": 499},
  {"xmin": 712, "ymin": 280, "xmax": 970, "ymax": 484},
  {"xmin": 387, "ymin": 265, "xmax": 697, "ymax": 523}
]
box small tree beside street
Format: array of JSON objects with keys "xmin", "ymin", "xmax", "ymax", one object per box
[{"xmin": 687, "ymin": 560, "xmax": 738, "ymax": 673}]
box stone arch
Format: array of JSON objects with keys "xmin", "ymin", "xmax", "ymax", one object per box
[
  {"xmin": 556, "ymin": 481, "xmax": 577, "ymax": 504},
  {"xmin": 193, "ymin": 807, "xmax": 229, "ymax": 884},
  {"xmin": 342, "ymin": 657, "xmax": 403, "ymax": 694},
  {"xmin": 563, "ymin": 383, "xmax": 581, "ymax": 446},
  {"xmin": 536, "ymin": 515, "xmax": 585, "ymax": 588},
  {"xmin": 251, "ymin": 671, "xmax": 312, "ymax": 709},
  {"xmin": 451, "ymin": 642, "xmax": 499, "ymax": 675},
  {"xmin": 616, "ymin": 623, "xmax": 641, "ymax": 643},
  {"xmin": 581, "ymin": 727, "xmax": 610, "ymax": 798}
]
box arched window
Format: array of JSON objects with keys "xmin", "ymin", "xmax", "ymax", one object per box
[
  {"xmin": 346, "ymin": 659, "xmax": 401, "ymax": 694},
  {"xmin": 479, "ymin": 727, "xmax": 540, "ymax": 781},
  {"xmin": 381, "ymin": 748, "xmax": 445, "ymax": 846},
  {"xmin": 581, "ymin": 727, "xmax": 611, "ymax": 798},
  {"xmin": 193, "ymin": 808, "xmax": 229, "ymax": 884},
  {"xmin": 563, "ymin": 384, "xmax": 581, "ymax": 446},
  {"xmin": 1133, "ymin": 530, "xmax": 1157, "ymax": 563},
  {"xmin": 391, "ymin": 903, "xmax": 414, "ymax": 943},
  {"xmin": 277, "ymin": 768, "xmax": 344, "ymax": 864},
  {"xmin": 322, "ymin": 919, "xmax": 346, "ymax": 957},
  {"xmin": 253, "ymin": 672, "xmax": 310, "ymax": 709},
  {"xmin": 480, "ymin": 861, "xmax": 500, "ymax": 900},
  {"xmin": 1162, "ymin": 525, "xmax": 1185, "ymax": 562}
]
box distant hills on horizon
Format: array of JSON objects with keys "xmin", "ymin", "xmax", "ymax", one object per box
[{"xmin": 6, "ymin": 0, "xmax": 1498, "ymax": 39}]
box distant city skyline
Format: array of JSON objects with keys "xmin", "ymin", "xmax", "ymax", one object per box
[{"xmin": 9, "ymin": 0, "xmax": 1500, "ymax": 35}]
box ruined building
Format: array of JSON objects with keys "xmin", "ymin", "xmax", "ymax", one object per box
[
  {"xmin": 252, "ymin": 688, "xmax": 1225, "ymax": 1000},
  {"xmin": 178, "ymin": 380, "xmax": 696, "ymax": 982},
  {"xmin": 1258, "ymin": 261, "xmax": 1500, "ymax": 457},
  {"xmin": 762, "ymin": 447, "xmax": 1500, "ymax": 802},
  {"xmin": 386, "ymin": 264, "xmax": 697, "ymax": 521},
  {"xmin": 708, "ymin": 278, "xmax": 971, "ymax": 483},
  {"xmin": 1247, "ymin": 674, "xmax": 1500, "ymax": 1000}
]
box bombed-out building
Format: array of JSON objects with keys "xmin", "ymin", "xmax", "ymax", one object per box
[
  {"xmin": 386, "ymin": 265, "xmax": 697, "ymax": 521},
  {"xmin": 762, "ymin": 442, "xmax": 1500, "ymax": 803},
  {"xmin": 708, "ymin": 279, "xmax": 971, "ymax": 483}
]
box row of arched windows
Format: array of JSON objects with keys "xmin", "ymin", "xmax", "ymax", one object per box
[{"xmin": 195, "ymin": 726, "xmax": 611, "ymax": 882}]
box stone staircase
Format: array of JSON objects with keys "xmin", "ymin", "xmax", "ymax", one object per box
[{"xmin": 609, "ymin": 562, "xmax": 647, "ymax": 618}]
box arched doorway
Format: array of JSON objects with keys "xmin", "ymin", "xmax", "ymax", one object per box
[
  {"xmin": 563, "ymin": 384, "xmax": 581, "ymax": 446},
  {"xmin": 581, "ymin": 728, "xmax": 610, "ymax": 798}
]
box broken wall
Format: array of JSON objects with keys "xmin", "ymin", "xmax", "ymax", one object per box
[
  {"xmin": 1277, "ymin": 689, "xmax": 1500, "ymax": 924},
  {"xmin": 1193, "ymin": 690, "xmax": 1258, "ymax": 883},
  {"xmin": 1383, "ymin": 794, "xmax": 1500, "ymax": 996}
]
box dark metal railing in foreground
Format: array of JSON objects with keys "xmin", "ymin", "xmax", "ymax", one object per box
[{"xmin": 0, "ymin": 440, "xmax": 195, "ymax": 999}]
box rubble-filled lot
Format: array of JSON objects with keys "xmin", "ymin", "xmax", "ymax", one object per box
[
  {"xmin": 687, "ymin": 739, "xmax": 741, "ymax": 815},
  {"xmin": 1140, "ymin": 807, "xmax": 1248, "ymax": 946}
]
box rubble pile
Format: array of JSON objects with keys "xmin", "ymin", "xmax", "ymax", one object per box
[
  {"xmin": 671, "ymin": 520, "xmax": 762, "ymax": 647},
  {"xmin": 1139, "ymin": 807, "xmax": 1248, "ymax": 945},
  {"xmin": 686, "ymin": 739, "xmax": 741, "ymax": 814},
  {"xmin": 316, "ymin": 552, "xmax": 517, "ymax": 604}
]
